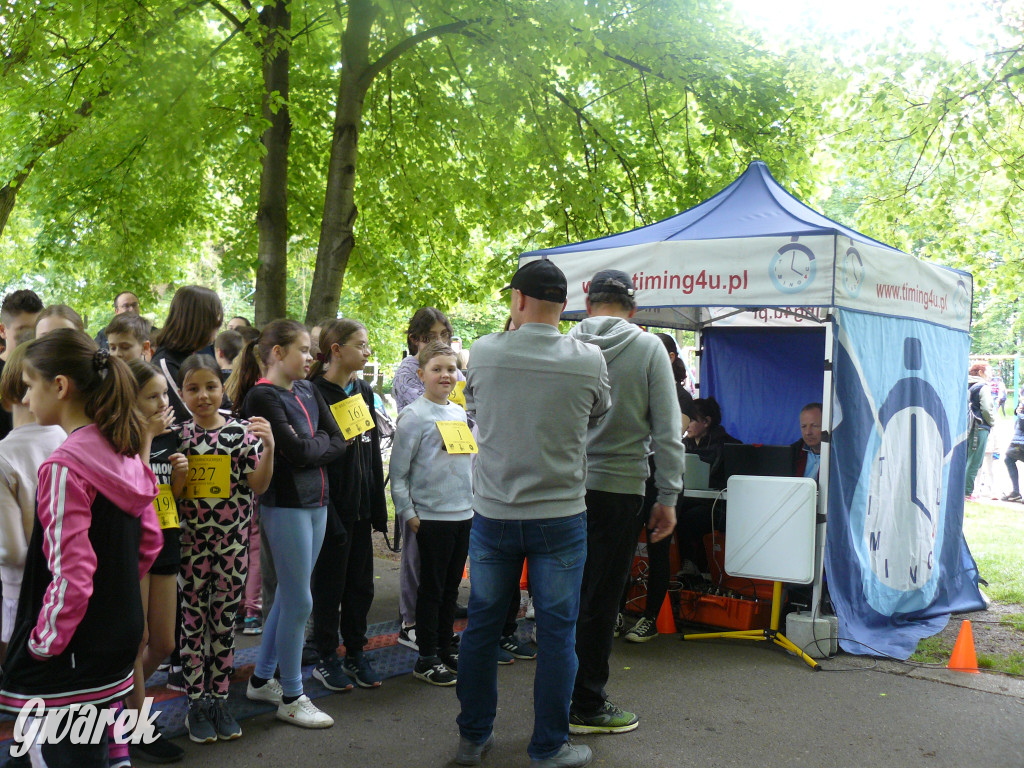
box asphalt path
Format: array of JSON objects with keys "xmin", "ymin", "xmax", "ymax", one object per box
[{"xmin": 177, "ymin": 557, "xmax": 1024, "ymax": 768}]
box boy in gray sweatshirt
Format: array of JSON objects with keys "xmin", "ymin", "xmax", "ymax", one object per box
[{"xmin": 567, "ymin": 269, "xmax": 684, "ymax": 736}]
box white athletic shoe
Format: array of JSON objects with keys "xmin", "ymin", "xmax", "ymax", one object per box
[
  {"xmin": 246, "ymin": 676, "xmax": 284, "ymax": 705},
  {"xmin": 277, "ymin": 695, "xmax": 334, "ymax": 729}
]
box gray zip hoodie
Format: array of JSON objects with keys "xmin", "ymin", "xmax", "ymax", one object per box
[{"xmin": 569, "ymin": 316, "xmax": 684, "ymax": 506}]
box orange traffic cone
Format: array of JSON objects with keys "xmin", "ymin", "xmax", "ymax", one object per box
[
  {"xmin": 656, "ymin": 594, "xmax": 676, "ymax": 634},
  {"xmin": 947, "ymin": 619, "xmax": 980, "ymax": 673},
  {"xmin": 519, "ymin": 561, "xmax": 529, "ymax": 590}
]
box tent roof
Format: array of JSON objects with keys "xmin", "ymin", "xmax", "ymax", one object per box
[{"xmin": 523, "ymin": 161, "xmax": 903, "ymax": 257}]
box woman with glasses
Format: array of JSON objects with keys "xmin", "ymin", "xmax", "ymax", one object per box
[{"xmin": 307, "ymin": 319, "xmax": 389, "ymax": 692}]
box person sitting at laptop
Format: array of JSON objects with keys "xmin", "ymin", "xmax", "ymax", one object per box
[
  {"xmin": 790, "ymin": 403, "xmax": 822, "ymax": 480},
  {"xmin": 676, "ymin": 398, "xmax": 741, "ymax": 573},
  {"xmin": 683, "ymin": 398, "xmax": 741, "ymax": 490}
]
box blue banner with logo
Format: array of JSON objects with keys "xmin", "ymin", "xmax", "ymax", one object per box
[{"xmin": 827, "ymin": 309, "xmax": 984, "ymax": 659}]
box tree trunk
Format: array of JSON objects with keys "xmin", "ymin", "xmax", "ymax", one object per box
[
  {"xmin": 0, "ymin": 173, "xmax": 26, "ymax": 239},
  {"xmin": 305, "ymin": 0, "xmax": 376, "ymax": 325},
  {"xmin": 254, "ymin": 2, "xmax": 291, "ymax": 326}
]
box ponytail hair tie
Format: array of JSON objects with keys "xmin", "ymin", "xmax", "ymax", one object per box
[
  {"xmin": 92, "ymin": 348, "xmax": 110, "ymax": 373},
  {"xmin": 316, "ymin": 352, "xmax": 327, "ymax": 364}
]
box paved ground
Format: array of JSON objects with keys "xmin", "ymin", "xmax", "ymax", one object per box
[{"xmin": 173, "ymin": 556, "xmax": 1024, "ymax": 768}]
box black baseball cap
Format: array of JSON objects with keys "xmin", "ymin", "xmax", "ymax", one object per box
[
  {"xmin": 502, "ymin": 259, "xmax": 568, "ymax": 303},
  {"xmin": 589, "ymin": 269, "xmax": 635, "ymax": 296}
]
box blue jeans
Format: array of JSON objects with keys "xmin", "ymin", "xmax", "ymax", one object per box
[
  {"xmin": 456, "ymin": 512, "xmax": 587, "ymax": 761},
  {"xmin": 255, "ymin": 505, "xmax": 327, "ymax": 698}
]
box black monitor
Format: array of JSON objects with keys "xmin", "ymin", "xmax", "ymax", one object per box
[{"xmin": 722, "ymin": 444, "xmax": 793, "ymax": 485}]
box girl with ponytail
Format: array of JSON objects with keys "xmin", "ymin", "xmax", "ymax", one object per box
[
  {"xmin": 236, "ymin": 320, "xmax": 346, "ymax": 729},
  {"xmin": 0, "ymin": 330, "xmax": 163, "ymax": 767}
]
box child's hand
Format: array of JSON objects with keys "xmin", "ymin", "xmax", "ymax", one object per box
[
  {"xmin": 247, "ymin": 417, "xmax": 275, "ymax": 451},
  {"xmin": 169, "ymin": 453, "xmax": 188, "ymax": 480},
  {"xmin": 408, "ymin": 516, "xmax": 420, "ymax": 534},
  {"xmin": 145, "ymin": 405, "xmax": 174, "ymax": 440}
]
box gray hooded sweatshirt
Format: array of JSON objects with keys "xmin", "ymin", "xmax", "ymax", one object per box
[{"xmin": 569, "ymin": 316, "xmax": 684, "ymax": 506}]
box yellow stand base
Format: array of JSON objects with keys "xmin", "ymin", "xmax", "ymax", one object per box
[{"xmin": 680, "ymin": 581, "xmax": 821, "ymax": 670}]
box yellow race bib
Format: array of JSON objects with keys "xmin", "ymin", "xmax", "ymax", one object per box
[
  {"xmin": 448, "ymin": 381, "xmax": 467, "ymax": 409},
  {"xmin": 331, "ymin": 394, "xmax": 375, "ymax": 440},
  {"xmin": 435, "ymin": 420, "xmax": 478, "ymax": 454},
  {"xmin": 153, "ymin": 484, "xmax": 178, "ymax": 529},
  {"xmin": 185, "ymin": 454, "xmax": 231, "ymax": 499}
]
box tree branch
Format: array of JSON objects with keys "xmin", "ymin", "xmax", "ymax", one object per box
[{"xmin": 360, "ymin": 17, "xmax": 483, "ymax": 89}]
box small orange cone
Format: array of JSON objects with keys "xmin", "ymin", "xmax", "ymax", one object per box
[
  {"xmin": 947, "ymin": 619, "xmax": 980, "ymax": 673},
  {"xmin": 656, "ymin": 594, "xmax": 676, "ymax": 634},
  {"xmin": 462, "ymin": 562, "xmax": 468, "ymax": 580},
  {"xmin": 519, "ymin": 561, "xmax": 529, "ymax": 590}
]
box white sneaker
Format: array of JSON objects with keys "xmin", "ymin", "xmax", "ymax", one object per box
[
  {"xmin": 246, "ymin": 676, "xmax": 284, "ymax": 705},
  {"xmin": 525, "ymin": 597, "xmax": 535, "ymax": 620},
  {"xmin": 277, "ymin": 695, "xmax": 334, "ymax": 729}
]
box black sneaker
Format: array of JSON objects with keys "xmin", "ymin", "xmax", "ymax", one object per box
[
  {"xmin": 500, "ymin": 634, "xmax": 537, "ymax": 660},
  {"xmin": 342, "ymin": 651, "xmax": 382, "ymax": 688},
  {"xmin": 569, "ymin": 701, "xmax": 639, "ymax": 734},
  {"xmin": 440, "ymin": 650, "xmax": 458, "ymax": 674},
  {"xmin": 413, "ymin": 656, "xmax": 456, "ymax": 686},
  {"xmin": 130, "ymin": 723, "xmax": 184, "ymax": 763},
  {"xmin": 165, "ymin": 668, "xmax": 186, "ymax": 693},
  {"xmin": 242, "ymin": 616, "xmax": 263, "ymax": 635},
  {"xmin": 397, "ymin": 625, "xmax": 418, "ymax": 651},
  {"xmin": 208, "ymin": 698, "xmax": 242, "ymax": 740},
  {"xmin": 313, "ymin": 654, "xmax": 355, "ymax": 692},
  {"xmin": 613, "ymin": 612, "xmax": 625, "ymax": 638},
  {"xmin": 186, "ymin": 700, "xmax": 217, "ymax": 744},
  {"xmin": 624, "ymin": 616, "xmax": 658, "ymax": 643},
  {"xmin": 1002, "ymin": 492, "xmax": 1023, "ymax": 502}
]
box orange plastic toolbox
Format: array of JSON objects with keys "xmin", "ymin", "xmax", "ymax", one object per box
[{"xmin": 675, "ymin": 588, "xmax": 772, "ymax": 631}]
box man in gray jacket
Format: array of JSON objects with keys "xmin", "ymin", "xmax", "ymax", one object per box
[
  {"xmin": 567, "ymin": 269, "xmax": 684, "ymax": 735},
  {"xmin": 455, "ymin": 258, "xmax": 611, "ymax": 768}
]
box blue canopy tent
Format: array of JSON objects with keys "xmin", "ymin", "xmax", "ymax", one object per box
[{"xmin": 521, "ymin": 161, "xmax": 985, "ymax": 659}]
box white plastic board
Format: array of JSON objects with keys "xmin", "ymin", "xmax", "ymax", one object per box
[{"xmin": 724, "ymin": 475, "xmax": 818, "ymax": 584}]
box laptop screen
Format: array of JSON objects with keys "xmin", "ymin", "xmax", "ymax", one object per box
[{"xmin": 722, "ymin": 444, "xmax": 793, "ymax": 485}]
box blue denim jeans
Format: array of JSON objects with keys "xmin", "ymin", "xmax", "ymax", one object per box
[{"xmin": 456, "ymin": 512, "xmax": 587, "ymax": 760}]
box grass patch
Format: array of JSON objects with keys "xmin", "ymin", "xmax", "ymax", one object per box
[
  {"xmin": 963, "ymin": 501, "xmax": 1024, "ymax": 603},
  {"xmin": 911, "ymin": 635, "xmax": 953, "ymax": 664},
  {"xmin": 999, "ymin": 613, "xmax": 1024, "ymax": 632},
  {"xmin": 977, "ymin": 653, "xmax": 1024, "ymax": 676}
]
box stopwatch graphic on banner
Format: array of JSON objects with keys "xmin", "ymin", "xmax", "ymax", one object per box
[
  {"xmin": 769, "ymin": 237, "xmax": 817, "ymax": 294},
  {"xmin": 858, "ymin": 336, "xmax": 950, "ymax": 614}
]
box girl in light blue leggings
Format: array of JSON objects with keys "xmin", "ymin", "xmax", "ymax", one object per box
[{"xmin": 235, "ymin": 320, "xmax": 346, "ymax": 729}]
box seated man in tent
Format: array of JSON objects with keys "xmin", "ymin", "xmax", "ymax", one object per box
[{"xmin": 790, "ymin": 403, "xmax": 823, "ymax": 480}]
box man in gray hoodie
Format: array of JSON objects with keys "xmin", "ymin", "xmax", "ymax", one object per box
[{"xmin": 567, "ymin": 269, "xmax": 684, "ymax": 735}]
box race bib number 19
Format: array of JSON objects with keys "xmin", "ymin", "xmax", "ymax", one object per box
[
  {"xmin": 153, "ymin": 484, "xmax": 178, "ymax": 529},
  {"xmin": 186, "ymin": 455, "xmax": 231, "ymax": 499}
]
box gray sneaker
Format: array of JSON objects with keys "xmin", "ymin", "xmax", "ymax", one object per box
[
  {"xmin": 455, "ymin": 733, "xmax": 494, "ymax": 765},
  {"xmin": 531, "ymin": 743, "xmax": 593, "ymax": 767},
  {"xmin": 209, "ymin": 698, "xmax": 242, "ymax": 740},
  {"xmin": 186, "ymin": 699, "xmax": 217, "ymax": 744}
]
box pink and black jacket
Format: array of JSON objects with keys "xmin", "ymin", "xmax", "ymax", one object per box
[{"xmin": 0, "ymin": 425, "xmax": 162, "ymax": 712}]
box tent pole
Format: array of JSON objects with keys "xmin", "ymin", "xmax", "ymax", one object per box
[{"xmin": 811, "ymin": 314, "xmax": 835, "ymax": 621}]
